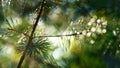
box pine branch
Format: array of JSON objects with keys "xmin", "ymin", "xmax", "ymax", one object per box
[
  {"xmin": 8, "ymin": 28, "xmax": 29, "ymax": 37},
  {"xmin": 36, "ymin": 31, "xmax": 83, "ymax": 38},
  {"xmin": 8, "ymin": 28, "xmax": 86, "ymax": 38},
  {"xmin": 17, "ymin": 0, "xmax": 45, "ymax": 68}
]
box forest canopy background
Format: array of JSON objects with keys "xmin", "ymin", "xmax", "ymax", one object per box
[{"xmin": 0, "ymin": 0, "xmax": 120, "ymax": 68}]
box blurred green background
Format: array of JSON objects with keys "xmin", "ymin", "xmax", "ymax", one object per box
[{"xmin": 0, "ymin": 0, "xmax": 120, "ymax": 68}]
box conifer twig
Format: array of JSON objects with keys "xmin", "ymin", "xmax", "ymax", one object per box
[
  {"xmin": 8, "ymin": 28, "xmax": 88, "ymax": 38},
  {"xmin": 8, "ymin": 28, "xmax": 29, "ymax": 37},
  {"xmin": 17, "ymin": 0, "xmax": 45, "ymax": 68},
  {"xmin": 36, "ymin": 31, "xmax": 83, "ymax": 38}
]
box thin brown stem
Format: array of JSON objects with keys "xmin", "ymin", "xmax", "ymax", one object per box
[
  {"xmin": 36, "ymin": 31, "xmax": 83, "ymax": 38},
  {"xmin": 17, "ymin": 0, "xmax": 45, "ymax": 68},
  {"xmin": 8, "ymin": 28, "xmax": 29, "ymax": 37}
]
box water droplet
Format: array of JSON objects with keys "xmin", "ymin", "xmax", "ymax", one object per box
[
  {"xmin": 97, "ymin": 19, "xmax": 101, "ymax": 23},
  {"xmin": 102, "ymin": 29, "xmax": 107, "ymax": 33},
  {"xmin": 91, "ymin": 27, "xmax": 96, "ymax": 32},
  {"xmin": 113, "ymin": 30, "xmax": 117, "ymax": 36},
  {"xmin": 90, "ymin": 40, "xmax": 95, "ymax": 44}
]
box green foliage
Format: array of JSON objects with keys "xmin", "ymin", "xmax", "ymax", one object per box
[
  {"xmin": 0, "ymin": 56, "xmax": 17, "ymax": 68},
  {"xmin": 61, "ymin": 53, "xmax": 106, "ymax": 68},
  {"xmin": 85, "ymin": 0, "xmax": 120, "ymax": 17},
  {"xmin": 0, "ymin": 0, "xmax": 120, "ymax": 68},
  {"xmin": 27, "ymin": 38, "xmax": 52, "ymax": 57},
  {"xmin": 0, "ymin": 0, "xmax": 5, "ymax": 25},
  {"xmin": 16, "ymin": 37, "xmax": 59, "ymax": 67}
]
